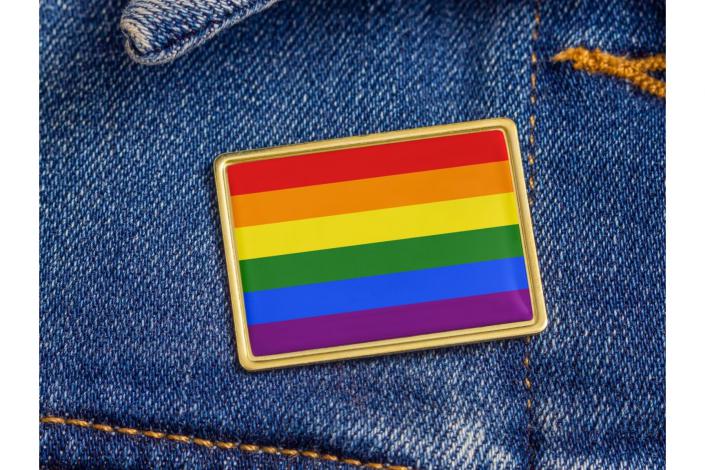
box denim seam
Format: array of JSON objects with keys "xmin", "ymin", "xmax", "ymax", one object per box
[
  {"xmin": 524, "ymin": 1, "xmax": 541, "ymax": 469},
  {"xmin": 40, "ymin": 416, "xmax": 412, "ymax": 470}
]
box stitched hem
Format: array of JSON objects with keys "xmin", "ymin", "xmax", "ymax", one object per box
[{"xmin": 40, "ymin": 416, "xmax": 412, "ymax": 470}]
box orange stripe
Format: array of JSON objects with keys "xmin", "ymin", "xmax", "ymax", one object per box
[{"xmin": 231, "ymin": 160, "xmax": 514, "ymax": 227}]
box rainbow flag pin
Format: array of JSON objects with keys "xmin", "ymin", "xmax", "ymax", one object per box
[{"xmin": 215, "ymin": 119, "xmax": 547, "ymax": 370}]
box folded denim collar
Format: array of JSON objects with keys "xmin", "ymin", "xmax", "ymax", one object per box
[{"xmin": 120, "ymin": 0, "xmax": 280, "ymax": 65}]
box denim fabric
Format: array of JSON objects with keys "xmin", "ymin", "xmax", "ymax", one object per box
[
  {"xmin": 120, "ymin": 0, "xmax": 279, "ymax": 65},
  {"xmin": 41, "ymin": 424, "xmax": 346, "ymax": 469},
  {"xmin": 40, "ymin": 0, "xmax": 665, "ymax": 468}
]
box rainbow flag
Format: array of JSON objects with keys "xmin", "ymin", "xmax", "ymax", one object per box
[{"xmin": 226, "ymin": 129, "xmax": 533, "ymax": 356}]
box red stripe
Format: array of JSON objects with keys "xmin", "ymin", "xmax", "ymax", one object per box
[{"xmin": 227, "ymin": 129, "xmax": 508, "ymax": 195}]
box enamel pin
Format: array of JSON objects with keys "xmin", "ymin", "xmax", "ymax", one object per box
[{"xmin": 214, "ymin": 119, "xmax": 547, "ymax": 370}]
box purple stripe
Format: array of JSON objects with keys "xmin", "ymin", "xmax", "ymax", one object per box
[{"xmin": 248, "ymin": 289, "xmax": 533, "ymax": 356}]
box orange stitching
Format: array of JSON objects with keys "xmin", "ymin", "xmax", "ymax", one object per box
[
  {"xmin": 553, "ymin": 47, "xmax": 665, "ymax": 98},
  {"xmin": 528, "ymin": 3, "xmax": 540, "ymax": 201},
  {"xmin": 525, "ymin": 2, "xmax": 540, "ymax": 469},
  {"xmin": 523, "ymin": 336, "xmax": 534, "ymax": 469},
  {"xmin": 40, "ymin": 416, "xmax": 412, "ymax": 469}
]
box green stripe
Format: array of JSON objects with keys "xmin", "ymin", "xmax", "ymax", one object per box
[{"xmin": 240, "ymin": 225, "xmax": 524, "ymax": 292}]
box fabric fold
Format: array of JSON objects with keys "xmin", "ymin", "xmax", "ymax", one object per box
[{"xmin": 120, "ymin": 0, "xmax": 280, "ymax": 65}]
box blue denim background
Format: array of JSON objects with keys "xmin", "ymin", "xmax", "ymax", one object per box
[{"xmin": 40, "ymin": 0, "xmax": 665, "ymax": 468}]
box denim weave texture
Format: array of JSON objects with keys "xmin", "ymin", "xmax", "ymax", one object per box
[
  {"xmin": 121, "ymin": 0, "xmax": 279, "ymax": 64},
  {"xmin": 40, "ymin": 0, "xmax": 665, "ymax": 468}
]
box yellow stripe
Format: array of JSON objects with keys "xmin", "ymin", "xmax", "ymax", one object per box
[{"xmin": 235, "ymin": 192, "xmax": 519, "ymax": 260}]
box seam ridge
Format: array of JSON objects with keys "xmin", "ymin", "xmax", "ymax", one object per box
[
  {"xmin": 40, "ymin": 416, "xmax": 412, "ymax": 470},
  {"xmin": 525, "ymin": 1, "xmax": 540, "ymax": 469}
]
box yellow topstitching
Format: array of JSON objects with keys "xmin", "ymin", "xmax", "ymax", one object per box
[
  {"xmin": 40, "ymin": 416, "xmax": 411, "ymax": 470},
  {"xmin": 553, "ymin": 47, "xmax": 665, "ymax": 98}
]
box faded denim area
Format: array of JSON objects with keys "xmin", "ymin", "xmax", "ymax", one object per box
[{"xmin": 40, "ymin": 0, "xmax": 665, "ymax": 468}]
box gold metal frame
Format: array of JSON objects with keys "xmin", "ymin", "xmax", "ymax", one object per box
[{"xmin": 214, "ymin": 118, "xmax": 547, "ymax": 371}]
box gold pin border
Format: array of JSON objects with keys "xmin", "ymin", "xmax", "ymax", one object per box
[{"xmin": 214, "ymin": 118, "xmax": 547, "ymax": 371}]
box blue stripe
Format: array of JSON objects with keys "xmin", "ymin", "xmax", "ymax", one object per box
[{"xmin": 245, "ymin": 257, "xmax": 529, "ymax": 325}]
